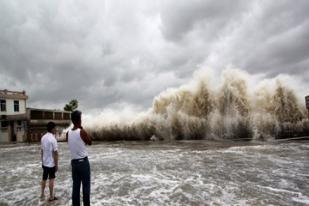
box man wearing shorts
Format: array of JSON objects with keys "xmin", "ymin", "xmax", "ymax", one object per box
[{"xmin": 40, "ymin": 121, "xmax": 58, "ymax": 201}]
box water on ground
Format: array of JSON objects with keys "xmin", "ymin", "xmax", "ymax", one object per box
[{"xmin": 0, "ymin": 140, "xmax": 309, "ymax": 205}]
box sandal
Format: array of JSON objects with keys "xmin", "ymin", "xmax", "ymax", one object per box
[{"xmin": 48, "ymin": 196, "xmax": 58, "ymax": 202}]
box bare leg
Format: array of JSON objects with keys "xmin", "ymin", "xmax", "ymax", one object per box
[
  {"xmin": 49, "ymin": 178, "xmax": 54, "ymax": 200},
  {"xmin": 41, "ymin": 180, "xmax": 46, "ymax": 198}
]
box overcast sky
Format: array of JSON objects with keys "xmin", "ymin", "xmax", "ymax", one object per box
[{"xmin": 1, "ymin": 0, "xmax": 309, "ymax": 115}]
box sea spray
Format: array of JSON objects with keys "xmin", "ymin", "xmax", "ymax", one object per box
[{"xmin": 88, "ymin": 69, "xmax": 309, "ymax": 141}]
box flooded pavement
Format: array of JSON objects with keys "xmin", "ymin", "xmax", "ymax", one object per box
[{"xmin": 0, "ymin": 140, "xmax": 309, "ymax": 205}]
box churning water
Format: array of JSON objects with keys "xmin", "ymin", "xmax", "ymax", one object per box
[
  {"xmin": 0, "ymin": 141, "xmax": 309, "ymax": 206},
  {"xmin": 88, "ymin": 69, "xmax": 309, "ymax": 141}
]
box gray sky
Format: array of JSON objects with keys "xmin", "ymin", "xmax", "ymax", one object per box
[{"xmin": 1, "ymin": 0, "xmax": 309, "ymax": 114}]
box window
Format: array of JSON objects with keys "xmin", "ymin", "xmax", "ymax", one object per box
[
  {"xmin": 1, "ymin": 121, "xmax": 9, "ymax": 128},
  {"xmin": 31, "ymin": 110, "xmax": 43, "ymax": 119},
  {"xmin": 14, "ymin": 100, "xmax": 19, "ymax": 112},
  {"xmin": 44, "ymin": 112, "xmax": 53, "ymax": 119},
  {"xmin": 55, "ymin": 112, "xmax": 62, "ymax": 120},
  {"xmin": 0, "ymin": 99, "xmax": 6, "ymax": 112},
  {"xmin": 63, "ymin": 113, "xmax": 70, "ymax": 120}
]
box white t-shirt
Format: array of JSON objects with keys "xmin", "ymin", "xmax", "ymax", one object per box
[
  {"xmin": 41, "ymin": 132, "xmax": 58, "ymax": 167},
  {"xmin": 68, "ymin": 128, "xmax": 88, "ymax": 160}
]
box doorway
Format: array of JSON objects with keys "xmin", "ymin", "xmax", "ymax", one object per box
[{"xmin": 10, "ymin": 121, "xmax": 16, "ymax": 142}]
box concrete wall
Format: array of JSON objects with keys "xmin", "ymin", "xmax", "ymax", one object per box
[
  {"xmin": 0, "ymin": 129, "xmax": 9, "ymax": 142},
  {"xmin": 0, "ymin": 99, "xmax": 26, "ymax": 115},
  {"xmin": 0, "ymin": 120, "xmax": 26, "ymax": 142}
]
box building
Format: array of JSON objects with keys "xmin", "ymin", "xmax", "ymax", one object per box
[
  {"xmin": 0, "ymin": 89, "xmax": 71, "ymax": 143},
  {"xmin": 305, "ymin": 95, "xmax": 309, "ymax": 119},
  {"xmin": 26, "ymin": 108, "xmax": 71, "ymax": 142},
  {"xmin": 0, "ymin": 90, "xmax": 28, "ymax": 142}
]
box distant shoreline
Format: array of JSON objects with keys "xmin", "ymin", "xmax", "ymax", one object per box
[{"xmin": 2, "ymin": 136, "xmax": 309, "ymax": 145}]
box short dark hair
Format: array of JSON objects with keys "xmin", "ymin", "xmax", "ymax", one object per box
[
  {"xmin": 47, "ymin": 122, "xmax": 56, "ymax": 132},
  {"xmin": 71, "ymin": 110, "xmax": 82, "ymax": 124}
]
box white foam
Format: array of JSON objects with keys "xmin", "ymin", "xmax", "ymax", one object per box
[{"xmin": 1, "ymin": 142, "xmax": 309, "ymax": 205}]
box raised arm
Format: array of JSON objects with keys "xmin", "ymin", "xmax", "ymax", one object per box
[
  {"xmin": 80, "ymin": 129, "xmax": 92, "ymax": 145},
  {"xmin": 66, "ymin": 131, "xmax": 68, "ymax": 142}
]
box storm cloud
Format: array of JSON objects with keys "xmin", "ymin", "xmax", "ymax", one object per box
[{"xmin": 0, "ymin": 0, "xmax": 308, "ymax": 114}]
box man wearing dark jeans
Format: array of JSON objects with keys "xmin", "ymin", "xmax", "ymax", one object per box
[{"xmin": 67, "ymin": 110, "xmax": 92, "ymax": 206}]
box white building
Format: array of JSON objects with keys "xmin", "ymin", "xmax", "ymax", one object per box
[
  {"xmin": 0, "ymin": 89, "xmax": 71, "ymax": 143},
  {"xmin": 0, "ymin": 90, "xmax": 28, "ymax": 142}
]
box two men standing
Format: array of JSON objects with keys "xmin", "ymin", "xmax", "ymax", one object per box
[{"xmin": 40, "ymin": 110, "xmax": 92, "ymax": 205}]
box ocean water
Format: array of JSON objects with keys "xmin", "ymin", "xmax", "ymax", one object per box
[{"xmin": 0, "ymin": 140, "xmax": 308, "ymax": 206}]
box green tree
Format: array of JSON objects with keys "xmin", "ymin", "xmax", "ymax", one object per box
[{"xmin": 64, "ymin": 99, "xmax": 78, "ymax": 112}]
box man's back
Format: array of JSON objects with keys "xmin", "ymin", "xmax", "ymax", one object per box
[
  {"xmin": 41, "ymin": 133, "xmax": 57, "ymax": 167},
  {"xmin": 68, "ymin": 110, "xmax": 91, "ymax": 206},
  {"xmin": 68, "ymin": 128, "xmax": 88, "ymax": 160}
]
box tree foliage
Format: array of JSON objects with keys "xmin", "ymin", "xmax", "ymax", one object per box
[{"xmin": 64, "ymin": 99, "xmax": 78, "ymax": 112}]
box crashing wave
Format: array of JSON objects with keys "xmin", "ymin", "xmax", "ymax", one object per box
[{"xmin": 89, "ymin": 69, "xmax": 309, "ymax": 141}]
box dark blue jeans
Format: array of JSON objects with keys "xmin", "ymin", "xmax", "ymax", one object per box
[{"xmin": 71, "ymin": 157, "xmax": 91, "ymax": 206}]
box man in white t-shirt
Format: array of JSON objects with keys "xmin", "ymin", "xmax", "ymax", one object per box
[{"xmin": 40, "ymin": 122, "xmax": 58, "ymax": 202}]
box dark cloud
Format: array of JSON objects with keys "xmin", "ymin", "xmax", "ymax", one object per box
[
  {"xmin": 160, "ymin": 0, "xmax": 250, "ymax": 41},
  {"xmin": 0, "ymin": 0, "xmax": 308, "ymax": 113}
]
